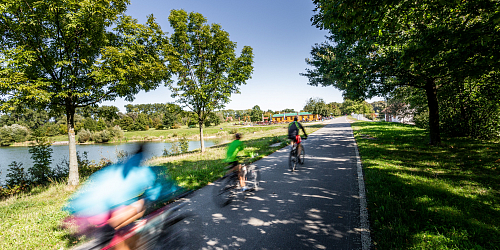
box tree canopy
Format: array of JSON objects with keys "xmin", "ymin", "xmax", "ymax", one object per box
[
  {"xmin": 303, "ymin": 0, "xmax": 500, "ymax": 144},
  {"xmin": 0, "ymin": 0, "xmax": 170, "ymax": 185},
  {"xmin": 165, "ymin": 9, "xmax": 254, "ymax": 152}
]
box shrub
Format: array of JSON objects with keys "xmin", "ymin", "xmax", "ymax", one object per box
[
  {"xmin": 6, "ymin": 161, "xmax": 28, "ymax": 187},
  {"xmin": 171, "ymin": 124, "xmax": 181, "ymax": 129},
  {"xmin": 230, "ymin": 128, "xmax": 239, "ymax": 134},
  {"xmin": 109, "ymin": 125, "xmax": 124, "ymax": 140},
  {"xmin": 78, "ymin": 129, "xmax": 92, "ymax": 143},
  {"xmin": 93, "ymin": 130, "xmax": 112, "ymax": 143},
  {"xmin": 179, "ymin": 136, "xmax": 189, "ymax": 154},
  {"xmin": 0, "ymin": 124, "xmax": 31, "ymax": 146},
  {"xmin": 28, "ymin": 139, "xmax": 53, "ymax": 184}
]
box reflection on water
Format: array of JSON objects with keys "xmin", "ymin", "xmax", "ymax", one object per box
[{"xmin": 0, "ymin": 139, "xmax": 228, "ymax": 184}]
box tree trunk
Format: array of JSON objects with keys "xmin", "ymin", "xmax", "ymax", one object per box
[
  {"xmin": 424, "ymin": 78, "xmax": 441, "ymax": 145},
  {"xmin": 66, "ymin": 103, "xmax": 79, "ymax": 186},
  {"xmin": 199, "ymin": 120, "xmax": 205, "ymax": 153}
]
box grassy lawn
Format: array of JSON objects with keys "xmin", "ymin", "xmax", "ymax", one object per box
[
  {"xmin": 352, "ymin": 121, "xmax": 500, "ymax": 249},
  {"xmin": 0, "ymin": 122, "xmax": 324, "ymax": 249}
]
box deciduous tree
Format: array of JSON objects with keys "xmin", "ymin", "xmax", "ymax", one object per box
[
  {"xmin": 303, "ymin": 0, "xmax": 500, "ymax": 145},
  {"xmin": 166, "ymin": 9, "xmax": 254, "ymax": 152},
  {"xmin": 0, "ymin": 0, "xmax": 169, "ymax": 185}
]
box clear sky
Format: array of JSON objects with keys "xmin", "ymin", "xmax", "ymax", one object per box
[{"xmin": 102, "ymin": 0, "xmax": 378, "ymax": 113}]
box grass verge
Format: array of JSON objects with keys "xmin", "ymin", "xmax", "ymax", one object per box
[
  {"xmin": 0, "ymin": 122, "xmax": 324, "ymax": 249},
  {"xmin": 352, "ymin": 121, "xmax": 499, "ymax": 250}
]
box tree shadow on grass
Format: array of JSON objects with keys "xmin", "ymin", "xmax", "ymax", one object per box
[{"xmin": 353, "ymin": 121, "xmax": 500, "ymax": 249}]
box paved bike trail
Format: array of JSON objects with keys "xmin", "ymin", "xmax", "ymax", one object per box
[{"xmin": 179, "ymin": 117, "xmax": 367, "ymax": 250}]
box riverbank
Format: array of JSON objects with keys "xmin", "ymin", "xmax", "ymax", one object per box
[
  {"xmin": 0, "ymin": 122, "xmax": 325, "ymax": 249},
  {"xmin": 352, "ymin": 121, "xmax": 500, "ymax": 249}
]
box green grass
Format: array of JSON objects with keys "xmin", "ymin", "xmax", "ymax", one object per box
[
  {"xmin": 0, "ymin": 122, "xmax": 324, "ymax": 249},
  {"xmin": 148, "ymin": 122, "xmax": 324, "ymax": 190},
  {"xmin": 352, "ymin": 121, "xmax": 500, "ymax": 250},
  {"xmin": 0, "ymin": 183, "xmax": 77, "ymax": 250}
]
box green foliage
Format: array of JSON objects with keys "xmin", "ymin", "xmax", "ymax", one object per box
[
  {"xmin": 6, "ymin": 161, "xmax": 28, "ymax": 187},
  {"xmin": 179, "ymin": 136, "xmax": 189, "ymax": 154},
  {"xmin": 250, "ymin": 105, "xmax": 263, "ymax": 122},
  {"xmin": 166, "ymin": 9, "xmax": 254, "ymax": 151},
  {"xmin": 305, "ymin": 0, "xmax": 500, "ymax": 145},
  {"xmin": 163, "ymin": 111, "xmax": 177, "ymax": 129},
  {"xmin": 77, "ymin": 129, "xmax": 92, "ymax": 143},
  {"xmin": 230, "ymin": 128, "xmax": 239, "ymax": 134},
  {"xmin": 28, "ymin": 140, "xmax": 53, "ymax": 184},
  {"xmin": 0, "ymin": 0, "xmax": 171, "ymax": 185},
  {"xmin": 92, "ymin": 130, "xmax": 112, "ymax": 143},
  {"xmin": 0, "ymin": 124, "xmax": 31, "ymax": 146},
  {"xmin": 109, "ymin": 125, "xmax": 125, "ymax": 140}
]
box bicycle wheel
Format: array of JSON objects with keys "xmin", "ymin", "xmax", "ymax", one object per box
[
  {"xmin": 289, "ymin": 149, "xmax": 297, "ymax": 171},
  {"xmin": 212, "ymin": 175, "xmax": 237, "ymax": 207},
  {"xmin": 154, "ymin": 212, "xmax": 202, "ymax": 250},
  {"xmin": 299, "ymin": 145, "xmax": 305, "ymax": 165},
  {"xmin": 245, "ymin": 165, "xmax": 261, "ymax": 191}
]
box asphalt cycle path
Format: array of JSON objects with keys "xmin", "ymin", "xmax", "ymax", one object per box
[{"xmin": 179, "ymin": 117, "xmax": 369, "ymax": 250}]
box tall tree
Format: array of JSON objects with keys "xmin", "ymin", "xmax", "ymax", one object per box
[
  {"xmin": 250, "ymin": 105, "xmax": 263, "ymax": 122},
  {"xmin": 166, "ymin": 9, "xmax": 254, "ymax": 152},
  {"xmin": 303, "ymin": 0, "xmax": 500, "ymax": 145},
  {"xmin": 0, "ymin": 0, "xmax": 169, "ymax": 185}
]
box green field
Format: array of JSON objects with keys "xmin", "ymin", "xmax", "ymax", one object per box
[{"xmin": 352, "ymin": 121, "xmax": 500, "ymax": 249}]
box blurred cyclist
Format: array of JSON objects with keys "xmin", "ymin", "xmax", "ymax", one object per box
[
  {"xmin": 225, "ymin": 133, "xmax": 249, "ymax": 191},
  {"xmin": 63, "ymin": 144, "xmax": 181, "ymax": 249},
  {"xmin": 288, "ymin": 116, "xmax": 308, "ymax": 158}
]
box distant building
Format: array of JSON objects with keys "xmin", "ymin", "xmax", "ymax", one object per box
[{"xmin": 272, "ymin": 112, "xmax": 320, "ymax": 122}]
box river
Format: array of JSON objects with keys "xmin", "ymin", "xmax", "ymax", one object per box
[{"xmin": 0, "ymin": 138, "xmax": 228, "ymax": 185}]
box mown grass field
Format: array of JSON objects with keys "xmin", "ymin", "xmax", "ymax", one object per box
[
  {"xmin": 352, "ymin": 121, "xmax": 500, "ymax": 250},
  {"xmin": 0, "ymin": 122, "xmax": 324, "ymax": 249}
]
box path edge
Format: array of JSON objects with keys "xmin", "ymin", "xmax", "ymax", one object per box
[{"xmin": 350, "ymin": 117, "xmax": 372, "ymax": 250}]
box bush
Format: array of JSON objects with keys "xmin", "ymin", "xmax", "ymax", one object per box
[
  {"xmin": 179, "ymin": 136, "xmax": 189, "ymax": 154},
  {"xmin": 171, "ymin": 124, "xmax": 181, "ymax": 129},
  {"xmin": 28, "ymin": 139, "xmax": 53, "ymax": 184},
  {"xmin": 0, "ymin": 124, "xmax": 31, "ymax": 146},
  {"xmin": 6, "ymin": 161, "xmax": 28, "ymax": 187},
  {"xmin": 93, "ymin": 130, "xmax": 112, "ymax": 143},
  {"xmin": 77, "ymin": 129, "xmax": 92, "ymax": 143},
  {"xmin": 230, "ymin": 128, "xmax": 239, "ymax": 134},
  {"xmin": 109, "ymin": 125, "xmax": 124, "ymax": 140}
]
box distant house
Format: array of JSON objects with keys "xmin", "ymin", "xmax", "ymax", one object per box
[
  {"xmin": 272, "ymin": 112, "xmax": 320, "ymax": 122},
  {"xmin": 382, "ymin": 103, "xmax": 415, "ymax": 124}
]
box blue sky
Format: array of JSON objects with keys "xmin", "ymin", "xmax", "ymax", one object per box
[{"xmin": 102, "ymin": 0, "xmax": 380, "ymax": 113}]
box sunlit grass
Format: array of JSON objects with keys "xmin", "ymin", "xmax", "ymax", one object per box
[
  {"xmin": 353, "ymin": 121, "xmax": 500, "ymax": 250},
  {"xmin": 0, "ymin": 182, "xmax": 76, "ymax": 250},
  {"xmin": 0, "ymin": 121, "xmax": 324, "ymax": 249}
]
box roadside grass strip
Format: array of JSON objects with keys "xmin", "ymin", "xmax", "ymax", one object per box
[{"xmin": 352, "ymin": 121, "xmax": 500, "ymax": 250}]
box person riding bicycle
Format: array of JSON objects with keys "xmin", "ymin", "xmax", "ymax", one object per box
[
  {"xmin": 63, "ymin": 144, "xmax": 181, "ymax": 249},
  {"xmin": 288, "ymin": 116, "xmax": 308, "ymax": 158},
  {"xmin": 225, "ymin": 133, "xmax": 249, "ymax": 191}
]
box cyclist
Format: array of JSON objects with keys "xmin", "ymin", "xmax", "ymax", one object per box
[
  {"xmin": 225, "ymin": 133, "xmax": 249, "ymax": 191},
  {"xmin": 288, "ymin": 116, "xmax": 308, "ymax": 159},
  {"xmin": 63, "ymin": 144, "xmax": 181, "ymax": 249}
]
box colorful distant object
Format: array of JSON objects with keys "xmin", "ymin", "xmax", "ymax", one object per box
[{"xmin": 271, "ymin": 112, "xmax": 321, "ymax": 122}]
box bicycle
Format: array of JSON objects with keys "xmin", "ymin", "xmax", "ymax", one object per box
[
  {"xmin": 289, "ymin": 136, "xmax": 306, "ymax": 171},
  {"xmin": 70, "ymin": 191, "xmax": 200, "ymax": 250},
  {"xmin": 213, "ymin": 163, "xmax": 261, "ymax": 207}
]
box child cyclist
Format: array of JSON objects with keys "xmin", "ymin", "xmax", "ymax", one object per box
[{"xmin": 225, "ymin": 133, "xmax": 250, "ymax": 191}]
